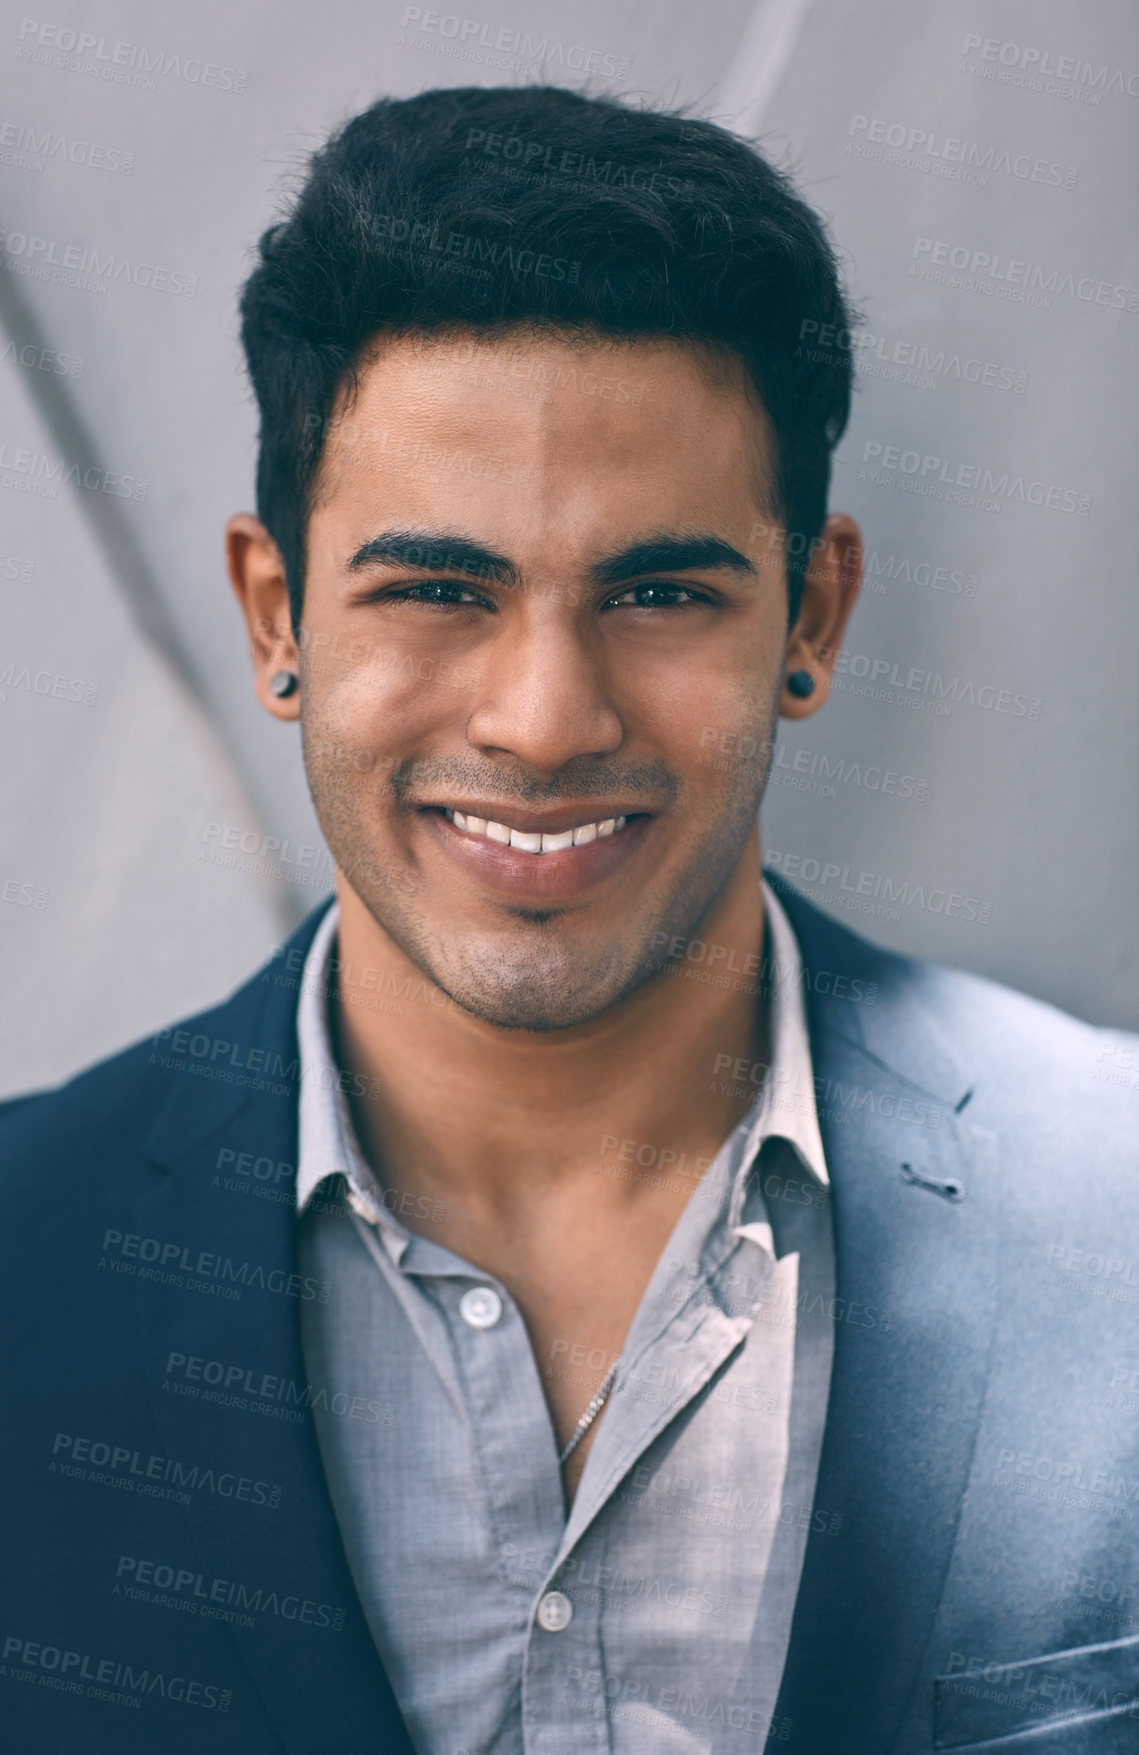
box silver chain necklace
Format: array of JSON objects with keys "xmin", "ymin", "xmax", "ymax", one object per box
[{"xmin": 558, "ymin": 1361, "xmax": 620, "ymax": 1466}]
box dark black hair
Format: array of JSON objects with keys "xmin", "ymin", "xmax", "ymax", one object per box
[{"xmin": 239, "ymin": 84, "xmax": 855, "ymax": 628}]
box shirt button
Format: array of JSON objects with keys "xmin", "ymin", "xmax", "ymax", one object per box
[
  {"xmin": 536, "ymin": 1591, "xmax": 573, "ymax": 1632},
  {"xmin": 459, "ymin": 1286, "xmax": 503, "ymax": 1329}
]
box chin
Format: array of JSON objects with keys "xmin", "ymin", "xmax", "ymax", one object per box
[
  {"xmin": 441, "ymin": 978, "xmax": 612, "ymax": 1034},
  {"xmin": 462, "ymin": 1000, "xmax": 598, "ymax": 1034},
  {"xmin": 435, "ymin": 949, "xmax": 643, "ymax": 1034}
]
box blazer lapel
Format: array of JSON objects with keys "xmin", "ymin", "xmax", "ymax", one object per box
[
  {"xmin": 770, "ymin": 880, "xmax": 1000, "ymax": 1753},
  {"xmin": 136, "ymin": 902, "xmax": 415, "ymax": 1755}
]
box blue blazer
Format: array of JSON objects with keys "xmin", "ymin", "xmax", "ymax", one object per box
[{"xmin": 2, "ymin": 878, "xmax": 1138, "ymax": 1753}]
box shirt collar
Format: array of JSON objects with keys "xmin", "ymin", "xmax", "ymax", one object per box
[
  {"xmin": 743, "ymin": 879, "xmax": 829, "ymax": 1187},
  {"xmin": 294, "ymin": 878, "xmax": 828, "ymax": 1224},
  {"xmin": 295, "ymin": 900, "xmax": 371, "ymax": 1215}
]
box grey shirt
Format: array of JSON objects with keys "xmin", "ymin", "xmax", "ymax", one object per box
[{"xmin": 296, "ymin": 883, "xmax": 834, "ymax": 1755}]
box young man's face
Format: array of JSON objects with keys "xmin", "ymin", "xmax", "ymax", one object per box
[{"xmin": 231, "ymin": 330, "xmax": 859, "ymax": 1031}]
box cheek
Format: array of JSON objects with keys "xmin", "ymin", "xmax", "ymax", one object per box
[
  {"xmin": 625, "ymin": 657, "xmax": 778, "ymax": 792},
  {"xmin": 308, "ymin": 653, "xmax": 475, "ymax": 749}
]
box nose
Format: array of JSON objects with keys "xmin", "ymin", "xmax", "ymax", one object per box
[{"xmin": 464, "ymin": 607, "xmax": 624, "ymax": 774}]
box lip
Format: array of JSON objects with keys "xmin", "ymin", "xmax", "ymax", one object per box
[
  {"xmin": 416, "ymin": 800, "xmax": 645, "ymax": 836},
  {"xmin": 418, "ymin": 806, "xmax": 654, "ymax": 900}
]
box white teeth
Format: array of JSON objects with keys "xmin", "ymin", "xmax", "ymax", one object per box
[{"xmin": 445, "ymin": 809, "xmax": 633, "ymax": 853}]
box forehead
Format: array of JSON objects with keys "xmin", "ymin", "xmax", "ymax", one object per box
[{"xmin": 310, "ymin": 328, "xmax": 774, "ymax": 543}]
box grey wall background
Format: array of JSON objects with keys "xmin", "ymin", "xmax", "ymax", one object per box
[{"xmin": 1, "ymin": 0, "xmax": 1136, "ymax": 1097}]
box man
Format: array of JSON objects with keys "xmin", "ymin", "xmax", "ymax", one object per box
[{"xmin": 2, "ymin": 83, "xmax": 1137, "ymax": 1755}]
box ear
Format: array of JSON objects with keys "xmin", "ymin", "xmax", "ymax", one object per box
[
  {"xmin": 226, "ymin": 513, "xmax": 301, "ymax": 722},
  {"xmin": 779, "ymin": 514, "xmax": 862, "ymax": 721}
]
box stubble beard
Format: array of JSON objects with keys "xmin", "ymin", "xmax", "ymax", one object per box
[{"xmin": 302, "ymin": 706, "xmax": 777, "ymax": 1034}]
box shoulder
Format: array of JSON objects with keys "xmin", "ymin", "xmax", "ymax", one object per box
[
  {"xmin": 898, "ymin": 940, "xmax": 1128, "ymax": 1067},
  {"xmin": 0, "ymin": 1015, "xmax": 218, "ymax": 1252},
  {"xmin": 886, "ymin": 935, "xmax": 1135, "ymax": 1110},
  {"xmin": 0, "ymin": 898, "xmax": 332, "ymax": 1202},
  {"xmin": 771, "ymin": 872, "xmax": 1139, "ymax": 1125},
  {"xmin": 0, "ymin": 1033, "xmax": 165, "ymax": 1168}
]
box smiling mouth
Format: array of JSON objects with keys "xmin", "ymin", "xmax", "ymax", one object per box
[{"xmin": 440, "ymin": 807, "xmax": 630, "ymax": 855}]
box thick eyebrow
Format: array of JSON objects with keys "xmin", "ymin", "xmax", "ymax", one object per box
[
  {"xmin": 345, "ymin": 529, "xmax": 755, "ymax": 591},
  {"xmin": 591, "ymin": 535, "xmax": 756, "ymax": 587},
  {"xmin": 346, "ymin": 529, "xmax": 519, "ymax": 584}
]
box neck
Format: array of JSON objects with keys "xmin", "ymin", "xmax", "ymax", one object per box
[{"xmin": 330, "ymin": 828, "xmax": 769, "ymax": 1212}]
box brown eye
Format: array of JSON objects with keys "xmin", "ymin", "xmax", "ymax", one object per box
[
  {"xmin": 387, "ymin": 581, "xmax": 487, "ymax": 607},
  {"xmin": 606, "ymin": 583, "xmax": 709, "ymax": 609}
]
